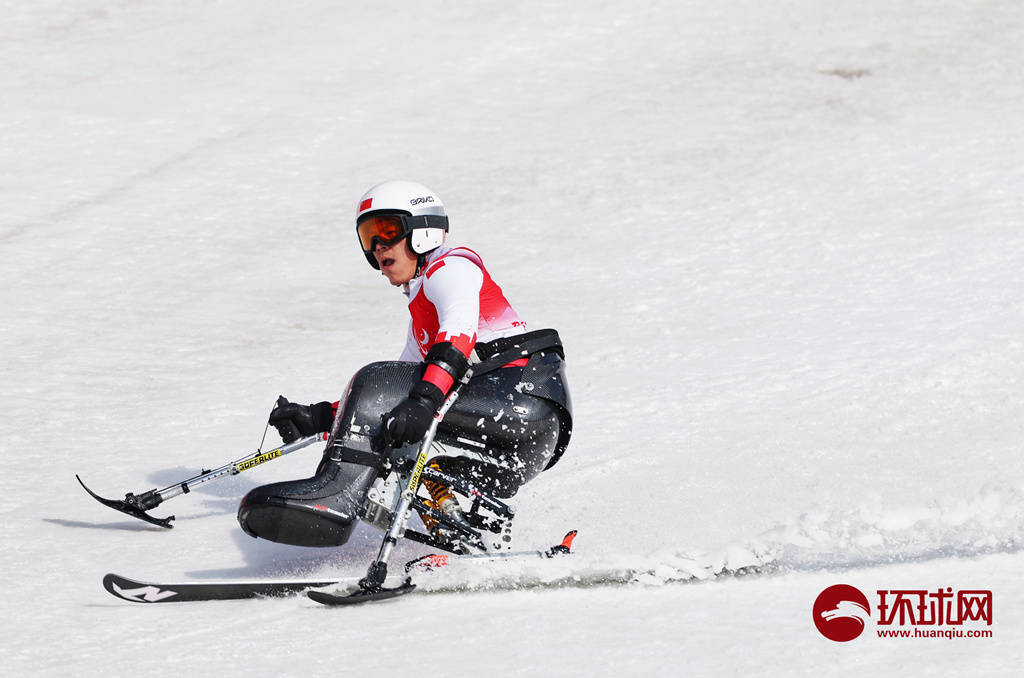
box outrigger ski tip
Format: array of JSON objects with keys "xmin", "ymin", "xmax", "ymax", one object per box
[
  {"xmin": 553, "ymin": 529, "xmax": 577, "ymax": 555},
  {"xmin": 76, "ymin": 475, "xmax": 175, "ymax": 529},
  {"xmin": 75, "ymin": 436, "xmax": 324, "ymax": 530},
  {"xmin": 307, "ymin": 579, "xmax": 417, "ymax": 606}
]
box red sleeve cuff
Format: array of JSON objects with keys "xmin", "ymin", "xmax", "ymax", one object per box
[{"xmin": 422, "ymin": 364, "xmax": 455, "ymax": 395}]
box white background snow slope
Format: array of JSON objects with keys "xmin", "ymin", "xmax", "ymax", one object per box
[{"xmin": 2, "ymin": 1, "xmax": 1023, "ymax": 675}]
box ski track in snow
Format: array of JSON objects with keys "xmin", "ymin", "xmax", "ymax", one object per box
[
  {"xmin": 417, "ymin": 481, "xmax": 1024, "ymax": 595},
  {"xmin": 3, "ymin": 0, "xmax": 1024, "ymax": 676}
]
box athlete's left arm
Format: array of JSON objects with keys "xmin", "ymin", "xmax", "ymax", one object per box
[
  {"xmin": 377, "ymin": 258, "xmax": 484, "ymax": 447},
  {"xmin": 416, "ymin": 256, "xmax": 484, "ymax": 401}
]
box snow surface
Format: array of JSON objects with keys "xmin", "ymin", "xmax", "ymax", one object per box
[{"xmin": 2, "ymin": 0, "xmax": 1023, "ymax": 675}]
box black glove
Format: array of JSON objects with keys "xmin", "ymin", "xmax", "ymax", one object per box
[
  {"xmin": 268, "ymin": 396, "xmax": 334, "ymax": 444},
  {"xmin": 379, "ymin": 382, "xmax": 442, "ymax": 448}
]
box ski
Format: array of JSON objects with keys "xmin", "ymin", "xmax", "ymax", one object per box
[
  {"xmin": 102, "ymin": 573, "xmax": 343, "ymax": 603},
  {"xmin": 102, "ymin": 531, "xmax": 577, "ymax": 604}
]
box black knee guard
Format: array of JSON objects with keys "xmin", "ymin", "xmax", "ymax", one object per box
[{"xmin": 237, "ymin": 447, "xmax": 383, "ymax": 547}]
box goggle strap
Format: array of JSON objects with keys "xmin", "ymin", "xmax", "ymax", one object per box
[{"xmin": 407, "ymin": 214, "xmax": 449, "ymax": 231}]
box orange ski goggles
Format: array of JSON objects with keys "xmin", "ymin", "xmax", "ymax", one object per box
[
  {"xmin": 356, "ymin": 213, "xmax": 449, "ymax": 253},
  {"xmin": 357, "ymin": 214, "xmax": 407, "ymax": 252}
]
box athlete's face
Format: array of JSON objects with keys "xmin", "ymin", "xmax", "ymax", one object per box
[{"xmin": 374, "ymin": 238, "xmax": 418, "ymax": 286}]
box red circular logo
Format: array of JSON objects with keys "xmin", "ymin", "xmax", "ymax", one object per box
[{"xmin": 813, "ymin": 584, "xmax": 871, "ymax": 642}]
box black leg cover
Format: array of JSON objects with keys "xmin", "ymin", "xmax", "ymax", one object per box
[{"xmin": 237, "ymin": 456, "xmax": 379, "ymax": 547}]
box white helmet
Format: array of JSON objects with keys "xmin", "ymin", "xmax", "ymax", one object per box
[{"xmin": 355, "ymin": 180, "xmax": 449, "ymax": 270}]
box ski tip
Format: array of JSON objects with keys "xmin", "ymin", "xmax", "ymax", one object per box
[{"xmin": 102, "ymin": 573, "xmax": 177, "ymax": 603}]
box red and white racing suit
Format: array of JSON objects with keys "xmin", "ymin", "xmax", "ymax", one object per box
[{"xmin": 398, "ymin": 245, "xmax": 527, "ymax": 396}]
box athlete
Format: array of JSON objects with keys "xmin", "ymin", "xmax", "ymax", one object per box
[{"xmin": 237, "ymin": 181, "xmax": 572, "ymax": 549}]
